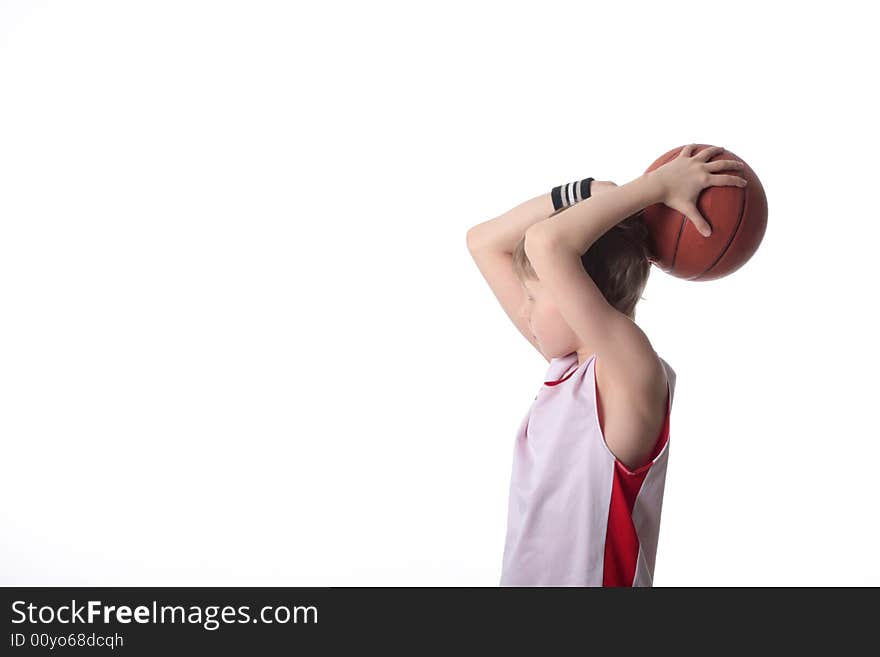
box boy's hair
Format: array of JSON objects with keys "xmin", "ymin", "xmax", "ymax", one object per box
[{"xmin": 513, "ymin": 210, "xmax": 651, "ymax": 320}]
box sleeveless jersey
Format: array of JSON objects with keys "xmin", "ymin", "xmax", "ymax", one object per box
[{"xmin": 500, "ymin": 351, "xmax": 676, "ymax": 587}]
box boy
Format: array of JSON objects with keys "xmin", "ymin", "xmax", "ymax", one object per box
[{"xmin": 465, "ymin": 145, "xmax": 747, "ymax": 585}]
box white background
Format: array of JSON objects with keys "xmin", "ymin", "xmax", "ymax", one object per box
[{"xmin": 1, "ymin": 0, "xmax": 877, "ymax": 586}]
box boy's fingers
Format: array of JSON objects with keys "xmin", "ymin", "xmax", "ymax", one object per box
[
  {"xmin": 687, "ymin": 205, "xmax": 712, "ymax": 237},
  {"xmin": 713, "ymin": 174, "xmax": 748, "ymax": 187},
  {"xmin": 695, "ymin": 145, "xmax": 721, "ymax": 161},
  {"xmin": 707, "ymin": 159, "xmax": 744, "ymax": 172}
]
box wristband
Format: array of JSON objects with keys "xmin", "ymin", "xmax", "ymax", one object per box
[{"xmin": 551, "ymin": 177, "xmax": 594, "ymax": 212}]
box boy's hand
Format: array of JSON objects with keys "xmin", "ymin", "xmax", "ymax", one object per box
[{"xmin": 649, "ymin": 144, "xmax": 748, "ymax": 237}]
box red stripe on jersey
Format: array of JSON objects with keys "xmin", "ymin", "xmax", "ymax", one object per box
[
  {"xmin": 600, "ymin": 375, "xmax": 671, "ymax": 586},
  {"xmin": 603, "ymin": 463, "xmax": 650, "ymax": 586}
]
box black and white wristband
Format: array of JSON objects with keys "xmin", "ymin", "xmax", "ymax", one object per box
[{"xmin": 551, "ymin": 177, "xmax": 594, "ymax": 212}]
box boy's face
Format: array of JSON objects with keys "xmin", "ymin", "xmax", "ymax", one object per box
[{"xmin": 520, "ymin": 278, "xmax": 579, "ymax": 359}]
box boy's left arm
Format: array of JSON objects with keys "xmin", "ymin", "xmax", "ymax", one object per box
[
  {"xmin": 523, "ymin": 173, "xmax": 666, "ymax": 398},
  {"xmin": 526, "ymin": 173, "xmax": 661, "ymax": 262}
]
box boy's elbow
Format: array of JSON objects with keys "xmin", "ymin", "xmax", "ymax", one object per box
[{"xmin": 466, "ymin": 226, "xmax": 486, "ymax": 252}]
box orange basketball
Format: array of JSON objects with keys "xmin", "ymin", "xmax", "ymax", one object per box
[{"xmin": 642, "ymin": 144, "xmax": 768, "ymax": 281}]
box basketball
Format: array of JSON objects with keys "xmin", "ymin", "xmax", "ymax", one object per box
[{"xmin": 641, "ymin": 144, "xmax": 767, "ymax": 281}]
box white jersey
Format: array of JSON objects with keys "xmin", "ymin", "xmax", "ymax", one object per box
[{"xmin": 500, "ymin": 351, "xmax": 676, "ymax": 586}]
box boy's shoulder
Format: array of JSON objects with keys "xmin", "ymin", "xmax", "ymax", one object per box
[
  {"xmin": 597, "ymin": 349, "xmax": 675, "ymax": 471},
  {"xmin": 657, "ymin": 355, "xmax": 676, "ymax": 392},
  {"xmin": 600, "ymin": 347, "xmax": 672, "ymax": 397}
]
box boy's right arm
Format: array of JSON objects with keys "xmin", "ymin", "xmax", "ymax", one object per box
[{"xmin": 466, "ymin": 193, "xmax": 555, "ymax": 362}]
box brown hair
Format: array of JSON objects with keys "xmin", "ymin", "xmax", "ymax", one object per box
[{"xmin": 512, "ymin": 210, "xmax": 652, "ymax": 320}]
